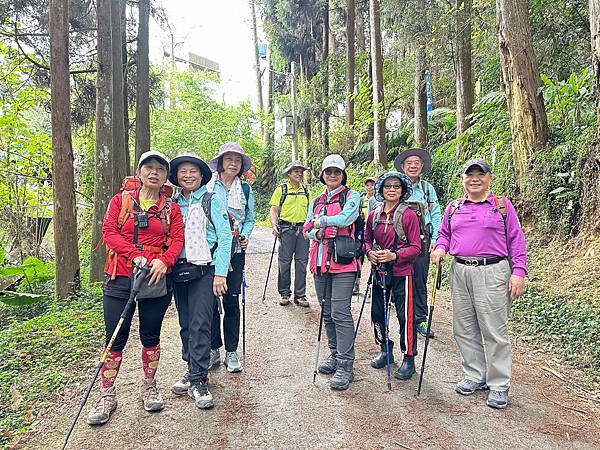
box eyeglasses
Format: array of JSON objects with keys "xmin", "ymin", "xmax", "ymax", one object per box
[
  {"xmin": 324, "ymin": 168, "xmax": 342, "ymax": 176},
  {"xmin": 383, "ymin": 184, "xmax": 402, "ymax": 190}
]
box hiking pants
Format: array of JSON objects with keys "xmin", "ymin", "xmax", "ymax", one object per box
[
  {"xmin": 450, "ymin": 258, "xmax": 512, "ymax": 391},
  {"xmin": 277, "ymin": 224, "xmax": 309, "ymax": 299},
  {"xmin": 211, "ymin": 252, "xmax": 245, "ymax": 352},
  {"xmin": 174, "ymin": 265, "xmax": 215, "ymax": 382},
  {"xmin": 413, "ymin": 250, "xmax": 430, "ymax": 324},
  {"xmin": 313, "ymin": 272, "xmax": 356, "ymax": 362},
  {"xmin": 103, "ymin": 289, "xmax": 172, "ymax": 352},
  {"xmin": 371, "ymin": 274, "xmax": 417, "ymax": 356}
]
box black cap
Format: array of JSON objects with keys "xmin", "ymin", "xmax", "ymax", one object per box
[{"xmin": 462, "ymin": 158, "xmax": 492, "ymax": 174}]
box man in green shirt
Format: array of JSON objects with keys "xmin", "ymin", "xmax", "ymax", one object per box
[{"xmin": 269, "ymin": 161, "xmax": 310, "ymax": 307}]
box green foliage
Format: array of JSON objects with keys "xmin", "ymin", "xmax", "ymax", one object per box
[
  {"xmin": 151, "ymin": 69, "xmax": 264, "ymax": 165},
  {"xmin": 511, "ymin": 286, "xmax": 600, "ymax": 382},
  {"xmin": 0, "ymin": 285, "xmax": 104, "ymax": 447}
]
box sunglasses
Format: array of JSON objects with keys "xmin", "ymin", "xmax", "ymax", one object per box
[
  {"xmin": 324, "ymin": 168, "xmax": 342, "ymax": 176},
  {"xmin": 383, "ymin": 183, "xmax": 402, "ymax": 190}
]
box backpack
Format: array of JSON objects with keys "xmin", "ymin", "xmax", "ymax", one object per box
[
  {"xmin": 105, "ymin": 176, "xmax": 174, "ymax": 278},
  {"xmin": 312, "ymin": 187, "xmax": 364, "ymax": 248},
  {"xmin": 371, "ymin": 201, "xmax": 428, "ymax": 255},
  {"xmin": 279, "ymin": 183, "xmax": 309, "ymax": 209}
]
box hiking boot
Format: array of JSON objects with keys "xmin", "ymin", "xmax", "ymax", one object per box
[
  {"xmin": 455, "ymin": 378, "xmax": 489, "ymax": 396},
  {"xmin": 86, "ymin": 386, "xmax": 117, "ymax": 426},
  {"xmin": 487, "ymin": 389, "xmax": 509, "ymax": 409},
  {"xmin": 371, "ymin": 341, "xmax": 394, "ymax": 369},
  {"xmin": 208, "ymin": 349, "xmax": 221, "ymax": 370},
  {"xmin": 394, "ymin": 355, "xmax": 416, "ymax": 380},
  {"xmin": 171, "ymin": 371, "xmax": 190, "ymax": 396},
  {"xmin": 140, "ymin": 378, "xmax": 164, "ymax": 412},
  {"xmin": 224, "ymin": 351, "xmax": 242, "ymax": 373},
  {"xmin": 417, "ymin": 321, "xmax": 435, "ymax": 338},
  {"xmin": 189, "ymin": 377, "xmax": 214, "ymax": 410},
  {"xmin": 318, "ymin": 353, "xmax": 338, "ymax": 375},
  {"xmin": 294, "ymin": 297, "xmax": 310, "ymax": 307},
  {"xmin": 279, "ymin": 295, "xmax": 291, "ymax": 306},
  {"xmin": 330, "ymin": 359, "xmax": 353, "ymax": 391}
]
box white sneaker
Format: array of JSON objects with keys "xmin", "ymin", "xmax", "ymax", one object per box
[
  {"xmin": 171, "ymin": 371, "xmax": 190, "ymax": 396},
  {"xmin": 189, "ymin": 379, "xmax": 214, "ymax": 409}
]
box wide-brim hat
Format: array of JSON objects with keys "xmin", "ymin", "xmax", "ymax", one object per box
[
  {"xmin": 283, "ymin": 160, "xmax": 309, "ymax": 175},
  {"xmin": 394, "ymin": 147, "xmax": 432, "ymax": 173},
  {"xmin": 319, "ymin": 153, "xmax": 347, "ymax": 185},
  {"xmin": 137, "ymin": 150, "xmax": 170, "ymax": 171},
  {"xmin": 374, "ymin": 171, "xmax": 413, "ymax": 203},
  {"xmin": 209, "ymin": 142, "xmax": 252, "ymax": 174},
  {"xmin": 169, "ymin": 152, "xmax": 212, "ymax": 188}
]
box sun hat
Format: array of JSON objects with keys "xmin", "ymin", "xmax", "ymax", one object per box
[
  {"xmin": 168, "ymin": 152, "xmax": 212, "ymax": 188},
  {"xmin": 374, "ymin": 171, "xmax": 413, "ymax": 203},
  {"xmin": 319, "ymin": 154, "xmax": 347, "ymax": 185},
  {"xmin": 394, "ymin": 147, "xmax": 432, "ymax": 174},
  {"xmin": 283, "ymin": 160, "xmax": 309, "ymax": 175},
  {"xmin": 209, "ymin": 142, "xmax": 252, "ymax": 175}
]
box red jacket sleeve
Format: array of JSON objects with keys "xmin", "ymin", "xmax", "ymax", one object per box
[
  {"xmin": 157, "ymin": 202, "xmax": 184, "ymax": 269},
  {"xmin": 102, "ymin": 193, "xmax": 143, "ymax": 261},
  {"xmin": 396, "ymin": 208, "xmax": 421, "ymax": 262}
]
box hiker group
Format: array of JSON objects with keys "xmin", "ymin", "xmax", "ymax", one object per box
[{"xmin": 86, "ymin": 143, "xmax": 527, "ymax": 429}]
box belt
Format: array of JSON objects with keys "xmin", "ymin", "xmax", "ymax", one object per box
[
  {"xmin": 280, "ymin": 220, "xmax": 304, "ymax": 227},
  {"xmin": 455, "ymin": 256, "xmax": 505, "ymax": 267}
]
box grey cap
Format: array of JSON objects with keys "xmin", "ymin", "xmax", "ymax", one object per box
[
  {"xmin": 137, "ymin": 150, "xmax": 170, "ymax": 171},
  {"xmin": 462, "ymin": 158, "xmax": 492, "ymax": 174}
]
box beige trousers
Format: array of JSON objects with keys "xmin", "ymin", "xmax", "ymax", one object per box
[{"xmin": 450, "ymin": 258, "xmax": 512, "ymax": 391}]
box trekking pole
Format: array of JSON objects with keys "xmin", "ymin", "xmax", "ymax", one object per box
[
  {"xmin": 63, "ymin": 265, "xmax": 150, "ymax": 450},
  {"xmin": 379, "ymin": 269, "xmax": 392, "ymax": 391},
  {"xmin": 353, "ymin": 271, "xmax": 373, "ymax": 340},
  {"xmin": 313, "ymin": 274, "xmax": 330, "ymax": 383},
  {"xmin": 242, "ymin": 270, "xmax": 247, "ymax": 364},
  {"xmin": 262, "ymin": 235, "xmax": 277, "ymax": 302},
  {"xmin": 417, "ymin": 263, "xmax": 442, "ymax": 398}
]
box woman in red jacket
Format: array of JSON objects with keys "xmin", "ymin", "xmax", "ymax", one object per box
[
  {"xmin": 364, "ymin": 171, "xmax": 421, "ymax": 382},
  {"xmin": 87, "ymin": 151, "xmax": 184, "ymax": 426}
]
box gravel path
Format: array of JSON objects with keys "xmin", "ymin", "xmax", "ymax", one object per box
[{"xmin": 23, "ymin": 227, "xmax": 600, "ymax": 449}]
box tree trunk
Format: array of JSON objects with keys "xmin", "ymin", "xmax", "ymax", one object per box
[
  {"xmin": 264, "ymin": 45, "xmax": 274, "ymax": 150},
  {"xmin": 303, "ymin": 116, "xmax": 312, "ymax": 183},
  {"xmin": 322, "ymin": 0, "xmax": 330, "ymax": 154},
  {"xmin": 250, "ymin": 0, "xmax": 264, "ymax": 138},
  {"xmin": 370, "ymin": 0, "xmax": 386, "ymax": 166},
  {"xmin": 135, "ymin": 0, "xmax": 150, "ymax": 164},
  {"xmin": 497, "ymin": 0, "xmax": 548, "ymax": 186},
  {"xmin": 290, "ymin": 61, "xmax": 299, "ymax": 161},
  {"xmin": 111, "ymin": 0, "xmax": 127, "ymax": 190},
  {"xmin": 346, "ymin": 0, "xmax": 355, "ymax": 129},
  {"xmin": 414, "ymin": 0, "xmax": 428, "ymax": 149},
  {"xmin": 585, "ymin": 0, "xmax": 600, "ymax": 232},
  {"xmin": 455, "ymin": 0, "xmax": 473, "ymax": 144},
  {"xmin": 121, "ymin": 0, "xmax": 130, "ymax": 171},
  {"xmin": 90, "ymin": 0, "xmax": 114, "ymax": 283},
  {"xmin": 49, "ymin": 0, "xmax": 80, "ymax": 297},
  {"xmin": 356, "ymin": 1, "xmax": 366, "ymax": 53}
]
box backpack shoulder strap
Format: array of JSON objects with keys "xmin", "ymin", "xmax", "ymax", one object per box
[
  {"xmin": 421, "ymin": 180, "xmax": 432, "ymax": 209},
  {"xmin": 494, "ymin": 195, "xmax": 507, "ymax": 219},
  {"xmin": 302, "ymin": 184, "xmax": 309, "ymax": 200},
  {"xmin": 202, "ymin": 191, "xmax": 215, "ymax": 227},
  {"xmin": 393, "ymin": 203, "xmax": 409, "ymax": 244},
  {"xmin": 371, "ymin": 204, "xmax": 384, "ymax": 232},
  {"xmin": 338, "ymin": 187, "xmax": 350, "ymax": 209},
  {"xmin": 118, "ymin": 191, "xmax": 134, "ymax": 228},
  {"xmin": 278, "ymin": 183, "xmax": 288, "ymax": 209},
  {"xmin": 242, "ymin": 181, "xmax": 250, "ymax": 201}
]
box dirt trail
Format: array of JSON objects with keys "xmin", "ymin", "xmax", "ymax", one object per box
[{"xmin": 24, "ymin": 227, "xmax": 600, "ymax": 449}]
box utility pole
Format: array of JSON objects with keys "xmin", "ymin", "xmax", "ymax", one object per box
[{"xmin": 290, "ymin": 61, "xmax": 299, "ymax": 161}]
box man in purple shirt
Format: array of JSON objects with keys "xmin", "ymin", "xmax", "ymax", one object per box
[{"xmin": 431, "ymin": 158, "xmax": 527, "ymax": 410}]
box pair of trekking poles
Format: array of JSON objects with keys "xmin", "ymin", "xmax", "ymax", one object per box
[
  {"xmin": 311, "ymin": 261, "xmax": 442, "ymax": 397},
  {"xmin": 63, "ymin": 264, "xmax": 249, "ymax": 449}
]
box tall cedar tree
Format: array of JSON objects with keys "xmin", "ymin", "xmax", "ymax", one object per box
[
  {"xmin": 49, "ymin": 0, "xmax": 80, "ymax": 297},
  {"xmin": 586, "ymin": 0, "xmax": 600, "ymax": 231},
  {"xmin": 135, "ymin": 0, "xmax": 151, "ymax": 164},
  {"xmin": 497, "ymin": 0, "xmax": 548, "ymax": 186},
  {"xmin": 455, "ymin": 0, "xmax": 474, "ymax": 146},
  {"xmin": 370, "ymin": 0, "xmax": 386, "ymax": 166}
]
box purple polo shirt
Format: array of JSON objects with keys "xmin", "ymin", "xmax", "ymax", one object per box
[
  {"xmin": 435, "ymin": 193, "xmax": 528, "ymax": 277},
  {"xmin": 364, "ymin": 204, "xmax": 421, "ymax": 276}
]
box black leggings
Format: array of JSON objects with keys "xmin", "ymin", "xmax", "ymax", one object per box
[{"xmin": 103, "ymin": 291, "xmax": 172, "ymax": 352}]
